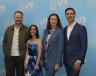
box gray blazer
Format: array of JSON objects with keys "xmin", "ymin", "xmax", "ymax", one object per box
[{"xmin": 42, "ymin": 27, "xmax": 64, "ymax": 69}]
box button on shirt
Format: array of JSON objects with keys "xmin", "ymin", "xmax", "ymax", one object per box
[
  {"xmin": 67, "ymin": 21, "xmax": 76, "ymax": 40},
  {"xmin": 11, "ymin": 27, "xmax": 20, "ymax": 56}
]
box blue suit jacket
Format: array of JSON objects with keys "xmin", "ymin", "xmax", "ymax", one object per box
[
  {"xmin": 63, "ymin": 23, "xmax": 87, "ymax": 66},
  {"xmin": 42, "ymin": 27, "xmax": 64, "ymax": 68}
]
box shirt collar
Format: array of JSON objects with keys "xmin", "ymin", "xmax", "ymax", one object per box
[
  {"xmin": 11, "ymin": 24, "xmax": 24, "ymax": 30},
  {"xmin": 68, "ymin": 21, "xmax": 76, "ymax": 28}
]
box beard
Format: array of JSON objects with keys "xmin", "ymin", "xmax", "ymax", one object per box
[{"xmin": 15, "ymin": 20, "xmax": 22, "ymax": 25}]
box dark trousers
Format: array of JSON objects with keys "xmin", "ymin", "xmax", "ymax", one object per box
[
  {"xmin": 64, "ymin": 62, "xmax": 81, "ymax": 76},
  {"xmin": 4, "ymin": 56, "xmax": 24, "ymax": 76},
  {"xmin": 46, "ymin": 68, "xmax": 55, "ymax": 76}
]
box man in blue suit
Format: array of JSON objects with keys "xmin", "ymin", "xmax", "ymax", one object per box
[{"xmin": 63, "ymin": 7, "xmax": 88, "ymax": 76}]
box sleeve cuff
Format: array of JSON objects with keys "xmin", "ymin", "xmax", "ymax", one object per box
[{"xmin": 76, "ymin": 60, "xmax": 81, "ymax": 63}]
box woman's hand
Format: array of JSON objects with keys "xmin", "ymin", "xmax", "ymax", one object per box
[
  {"xmin": 55, "ymin": 64, "xmax": 60, "ymax": 71},
  {"xmin": 34, "ymin": 65, "xmax": 39, "ymax": 70}
]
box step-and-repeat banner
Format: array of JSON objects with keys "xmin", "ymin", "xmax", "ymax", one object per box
[{"xmin": 0, "ymin": 0, "xmax": 96, "ymax": 76}]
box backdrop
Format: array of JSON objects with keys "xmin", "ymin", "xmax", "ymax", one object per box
[{"xmin": 0, "ymin": 0, "xmax": 96, "ymax": 76}]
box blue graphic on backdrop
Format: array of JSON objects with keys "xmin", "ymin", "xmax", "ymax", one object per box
[{"xmin": 0, "ymin": 0, "xmax": 96, "ymax": 76}]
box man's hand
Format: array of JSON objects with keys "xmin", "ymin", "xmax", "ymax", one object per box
[{"xmin": 73, "ymin": 61, "xmax": 81, "ymax": 72}]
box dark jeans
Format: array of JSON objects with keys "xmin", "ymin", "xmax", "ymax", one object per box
[{"xmin": 4, "ymin": 56, "xmax": 24, "ymax": 76}]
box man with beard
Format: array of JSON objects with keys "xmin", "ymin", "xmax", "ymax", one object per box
[{"xmin": 3, "ymin": 11, "xmax": 28, "ymax": 76}]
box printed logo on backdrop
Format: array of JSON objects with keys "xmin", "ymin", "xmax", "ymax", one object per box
[
  {"xmin": 77, "ymin": 16, "xmax": 86, "ymax": 24},
  {"xmin": 49, "ymin": 0, "xmax": 68, "ymax": 10},
  {"xmin": 87, "ymin": 0, "xmax": 96, "ymax": 8},
  {"xmin": 33, "ymin": 18, "xmax": 47, "ymax": 28},
  {"xmin": 88, "ymin": 38, "xmax": 96, "ymax": 48},
  {"xmin": 19, "ymin": 1, "xmax": 34, "ymax": 11},
  {"xmin": 0, "ymin": 5, "xmax": 5, "ymax": 13},
  {"xmin": 4, "ymin": 20, "xmax": 14, "ymax": 28}
]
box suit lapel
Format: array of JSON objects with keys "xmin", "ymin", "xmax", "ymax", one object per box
[
  {"xmin": 65, "ymin": 26, "xmax": 68, "ymax": 41},
  {"xmin": 69, "ymin": 23, "xmax": 78, "ymax": 41},
  {"xmin": 44, "ymin": 30, "xmax": 49, "ymax": 43},
  {"xmin": 48, "ymin": 28, "xmax": 57, "ymax": 46}
]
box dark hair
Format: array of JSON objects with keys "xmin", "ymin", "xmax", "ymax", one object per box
[
  {"xmin": 47, "ymin": 13, "xmax": 62, "ymax": 32},
  {"xmin": 65, "ymin": 7, "xmax": 76, "ymax": 15},
  {"xmin": 14, "ymin": 11, "xmax": 23, "ymax": 17},
  {"xmin": 28, "ymin": 25, "xmax": 39, "ymax": 39}
]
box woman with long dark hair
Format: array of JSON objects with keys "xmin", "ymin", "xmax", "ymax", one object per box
[
  {"xmin": 24, "ymin": 25, "xmax": 43, "ymax": 76},
  {"xmin": 42, "ymin": 13, "xmax": 64, "ymax": 76}
]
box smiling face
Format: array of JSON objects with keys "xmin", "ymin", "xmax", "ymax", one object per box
[
  {"xmin": 14, "ymin": 12, "xmax": 23, "ymax": 25},
  {"xmin": 50, "ymin": 15, "xmax": 58, "ymax": 29},
  {"xmin": 65, "ymin": 9, "xmax": 75, "ymax": 24},
  {"xmin": 30, "ymin": 25, "xmax": 37, "ymax": 37}
]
